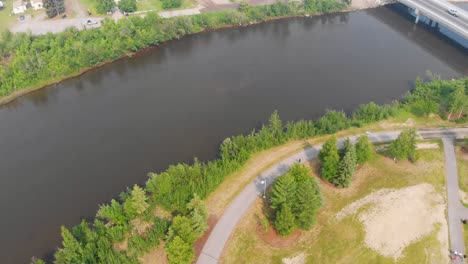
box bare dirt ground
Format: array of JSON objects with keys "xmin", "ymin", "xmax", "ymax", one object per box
[
  {"xmin": 417, "ymin": 142, "xmax": 440, "ymax": 149},
  {"xmin": 335, "ymin": 183, "xmax": 448, "ymax": 260},
  {"xmin": 282, "ymin": 253, "xmax": 306, "ymax": 264},
  {"xmin": 350, "ymin": 0, "xmax": 394, "ymax": 10}
]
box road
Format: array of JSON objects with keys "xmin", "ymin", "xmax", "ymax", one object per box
[
  {"xmin": 197, "ymin": 127, "xmax": 468, "ymax": 264},
  {"xmin": 443, "ymin": 138, "xmax": 468, "ymax": 264},
  {"xmin": 399, "ymin": 0, "xmax": 468, "ymax": 38}
]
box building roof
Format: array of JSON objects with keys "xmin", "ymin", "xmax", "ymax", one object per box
[
  {"xmin": 13, "ymin": 0, "xmax": 26, "ymax": 8},
  {"xmin": 30, "ymin": 0, "xmax": 43, "ymax": 4}
]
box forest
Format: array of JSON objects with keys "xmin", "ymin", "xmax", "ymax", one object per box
[{"xmin": 35, "ymin": 77, "xmax": 466, "ymax": 264}]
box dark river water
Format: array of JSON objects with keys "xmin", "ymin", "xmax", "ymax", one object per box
[{"xmin": 1, "ymin": 4, "xmax": 467, "ymax": 263}]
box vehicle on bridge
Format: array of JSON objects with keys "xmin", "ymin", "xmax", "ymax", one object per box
[{"xmin": 447, "ymin": 9, "xmax": 459, "ymax": 17}]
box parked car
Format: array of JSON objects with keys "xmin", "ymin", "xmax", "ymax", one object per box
[
  {"xmin": 19, "ymin": 15, "xmax": 25, "ymax": 20},
  {"xmin": 86, "ymin": 20, "xmax": 98, "ymax": 25},
  {"xmin": 447, "ymin": 9, "xmax": 459, "ymax": 17}
]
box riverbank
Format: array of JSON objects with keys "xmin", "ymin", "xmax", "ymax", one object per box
[
  {"xmin": 0, "ymin": 1, "xmax": 347, "ymax": 106},
  {"xmin": 39, "ymin": 77, "xmax": 467, "ymax": 263}
]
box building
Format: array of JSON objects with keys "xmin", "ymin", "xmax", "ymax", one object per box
[
  {"xmin": 12, "ymin": 0, "xmax": 27, "ymax": 14},
  {"xmin": 0, "ymin": 1, "xmax": 4, "ymax": 9},
  {"xmin": 30, "ymin": 0, "xmax": 43, "ymax": 10}
]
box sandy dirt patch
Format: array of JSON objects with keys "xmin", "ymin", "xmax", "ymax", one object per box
[
  {"xmin": 335, "ymin": 183, "xmax": 448, "ymax": 260},
  {"xmin": 139, "ymin": 243, "xmax": 168, "ymax": 264},
  {"xmin": 417, "ymin": 142, "xmax": 440, "ymax": 150},
  {"xmin": 459, "ymin": 190, "xmax": 468, "ymax": 205},
  {"xmin": 282, "ymin": 253, "xmax": 306, "ymax": 264},
  {"xmin": 350, "ymin": 0, "xmax": 394, "ymax": 9}
]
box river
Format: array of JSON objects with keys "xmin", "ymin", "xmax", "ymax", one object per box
[{"xmin": 0, "ymin": 4, "xmax": 466, "ymax": 263}]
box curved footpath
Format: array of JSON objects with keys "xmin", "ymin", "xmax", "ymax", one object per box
[{"xmin": 197, "ymin": 127, "xmax": 468, "ymax": 264}]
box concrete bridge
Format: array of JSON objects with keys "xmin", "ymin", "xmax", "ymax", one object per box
[{"xmin": 398, "ymin": 0, "xmax": 468, "ymax": 39}]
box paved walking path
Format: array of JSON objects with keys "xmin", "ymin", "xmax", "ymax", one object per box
[
  {"xmin": 443, "ymin": 138, "xmax": 468, "ymax": 263},
  {"xmin": 197, "ymin": 127, "xmax": 468, "ymax": 264}
]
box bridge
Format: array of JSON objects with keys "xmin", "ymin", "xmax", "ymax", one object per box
[{"xmin": 398, "ymin": 0, "xmax": 468, "ymax": 39}]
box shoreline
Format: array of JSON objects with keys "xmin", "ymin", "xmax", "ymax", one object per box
[
  {"xmin": 0, "ymin": 3, "xmax": 385, "ymax": 107},
  {"xmin": 1, "ymin": 0, "xmax": 465, "ymax": 107}
]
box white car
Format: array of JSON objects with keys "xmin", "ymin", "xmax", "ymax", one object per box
[
  {"xmin": 447, "ymin": 9, "xmax": 459, "ymax": 17},
  {"xmin": 86, "ymin": 20, "xmax": 98, "ymax": 25}
]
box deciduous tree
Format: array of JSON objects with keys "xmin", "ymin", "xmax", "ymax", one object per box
[{"xmin": 355, "ymin": 135, "xmax": 374, "ymax": 164}]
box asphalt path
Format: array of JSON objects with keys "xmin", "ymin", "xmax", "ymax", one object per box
[{"xmin": 197, "ymin": 127, "xmax": 468, "ymax": 264}]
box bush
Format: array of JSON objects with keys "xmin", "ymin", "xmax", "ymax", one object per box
[
  {"xmin": 118, "ymin": 0, "xmax": 137, "ymax": 13},
  {"xmin": 388, "ymin": 129, "xmax": 417, "ymax": 161},
  {"xmin": 161, "ymin": 0, "xmax": 182, "ymax": 9},
  {"xmin": 355, "ymin": 135, "xmax": 374, "ymax": 164}
]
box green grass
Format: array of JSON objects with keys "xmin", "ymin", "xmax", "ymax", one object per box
[
  {"xmin": 464, "ymin": 224, "xmax": 468, "ymax": 256},
  {"xmin": 136, "ymin": 0, "xmax": 195, "ymax": 12},
  {"xmin": 78, "ymin": 0, "xmax": 99, "ymax": 16},
  {"xmin": 0, "ymin": 1, "xmax": 18, "ymax": 32},
  {"xmin": 222, "ymin": 149, "xmax": 447, "ymax": 264},
  {"xmin": 456, "ymin": 143, "xmax": 468, "ymax": 195}
]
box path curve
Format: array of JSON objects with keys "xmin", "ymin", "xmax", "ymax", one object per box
[{"xmin": 197, "ymin": 127, "xmax": 468, "ymax": 264}]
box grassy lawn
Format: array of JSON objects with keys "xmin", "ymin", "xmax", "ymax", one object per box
[
  {"xmin": 0, "ymin": 1, "xmax": 17, "ymax": 32},
  {"xmin": 464, "ymin": 223, "xmax": 468, "ymax": 257},
  {"xmin": 136, "ymin": 0, "xmax": 195, "ymax": 12},
  {"xmin": 456, "ymin": 140, "xmax": 468, "ymax": 195},
  {"xmin": 205, "ymin": 114, "xmax": 456, "ymax": 217},
  {"xmin": 77, "ymin": 0, "xmax": 99, "ymax": 16},
  {"xmin": 221, "ymin": 148, "xmax": 447, "ymax": 264}
]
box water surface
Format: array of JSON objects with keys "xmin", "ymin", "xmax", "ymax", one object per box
[{"xmin": 0, "ymin": 5, "xmax": 466, "ymax": 263}]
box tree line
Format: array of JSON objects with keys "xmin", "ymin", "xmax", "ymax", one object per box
[
  {"xmin": 31, "ymin": 77, "xmax": 466, "ymax": 263},
  {"xmin": 0, "ymin": 0, "xmax": 346, "ymax": 98}
]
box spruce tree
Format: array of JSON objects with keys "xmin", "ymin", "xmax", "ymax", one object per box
[
  {"xmin": 292, "ymin": 166, "xmax": 322, "ymax": 229},
  {"xmin": 166, "ymin": 216, "xmax": 196, "ymax": 244},
  {"xmin": 270, "ymin": 172, "xmax": 296, "ymax": 210},
  {"xmin": 187, "ymin": 194, "xmax": 208, "ymax": 238},
  {"xmin": 274, "ymin": 204, "xmax": 296, "ymax": 237},
  {"xmin": 335, "ymin": 148, "xmax": 357, "ymax": 187},
  {"xmin": 319, "ymin": 137, "xmax": 340, "ymax": 181},
  {"xmin": 165, "ymin": 236, "xmax": 194, "ymax": 264},
  {"xmin": 355, "ymin": 135, "xmax": 374, "ymax": 164},
  {"xmin": 123, "ymin": 185, "xmax": 149, "ymax": 218},
  {"xmin": 54, "ymin": 226, "xmax": 83, "ymax": 263}
]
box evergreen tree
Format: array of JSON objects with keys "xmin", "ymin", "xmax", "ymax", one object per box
[
  {"xmin": 97, "ymin": 199, "xmax": 126, "ymax": 225},
  {"xmin": 43, "ymin": 0, "xmax": 65, "ymax": 18},
  {"xmin": 355, "ymin": 135, "xmax": 374, "ymax": 164},
  {"xmin": 118, "ymin": 0, "xmax": 137, "ymax": 13},
  {"xmin": 274, "ymin": 204, "xmax": 296, "ymax": 237},
  {"xmin": 319, "ymin": 137, "xmax": 339, "ymax": 181},
  {"xmin": 388, "ymin": 129, "xmax": 417, "ymax": 161},
  {"xmin": 166, "ymin": 216, "xmax": 196, "ymax": 244},
  {"xmin": 335, "ymin": 148, "xmax": 357, "ymax": 187},
  {"xmin": 54, "ymin": 226, "xmax": 83, "ymax": 264},
  {"xmin": 187, "ymin": 194, "xmax": 208, "ymax": 238},
  {"xmin": 270, "ymin": 172, "xmax": 296, "ymax": 210},
  {"xmin": 165, "ymin": 236, "xmax": 194, "ymax": 264},
  {"xmin": 123, "ymin": 185, "xmax": 149, "ymax": 218},
  {"xmin": 268, "ymin": 110, "xmax": 284, "ymax": 143},
  {"xmin": 292, "ymin": 166, "xmax": 322, "ymax": 229}
]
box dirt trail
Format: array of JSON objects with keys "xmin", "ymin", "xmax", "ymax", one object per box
[{"xmin": 336, "ymin": 183, "xmax": 448, "ymax": 260}]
